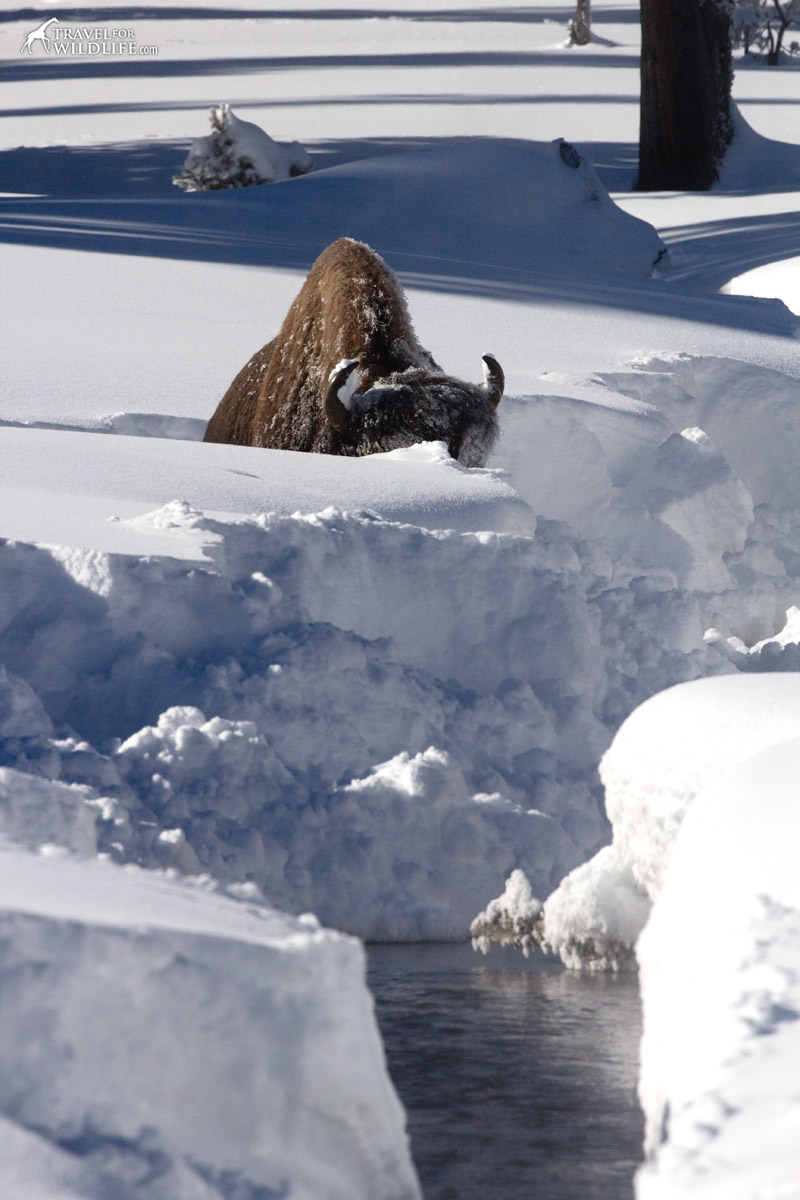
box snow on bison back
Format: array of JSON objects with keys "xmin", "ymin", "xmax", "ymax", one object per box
[{"xmin": 203, "ymin": 237, "xmax": 504, "ymax": 467}]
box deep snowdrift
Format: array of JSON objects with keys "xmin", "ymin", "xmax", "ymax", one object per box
[
  {"xmin": 8, "ymin": 347, "xmax": 800, "ymax": 943},
  {"xmin": 3, "ymin": 494, "xmax": 703, "ymax": 940},
  {"xmin": 0, "ymin": 431, "xmax": 532, "ymax": 557},
  {"xmin": 245, "ymin": 136, "xmax": 665, "ymax": 281},
  {"xmin": 1, "ymin": 135, "xmax": 665, "ymax": 294}
]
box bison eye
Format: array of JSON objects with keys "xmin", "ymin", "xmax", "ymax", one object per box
[{"xmin": 324, "ymin": 359, "xmax": 360, "ymax": 430}]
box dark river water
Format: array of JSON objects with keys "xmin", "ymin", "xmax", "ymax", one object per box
[{"xmin": 367, "ymin": 942, "xmax": 644, "ymax": 1200}]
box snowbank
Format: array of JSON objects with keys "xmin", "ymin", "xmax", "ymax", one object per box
[
  {"xmin": 497, "ymin": 386, "xmax": 754, "ymax": 592},
  {"xmin": 10, "ymin": 348, "xmax": 800, "ymax": 946},
  {"xmin": 500, "ymin": 351, "xmax": 800, "ymax": 608},
  {"xmin": 0, "ymin": 838, "xmax": 420, "ymax": 1200},
  {"xmin": 728, "ymin": 255, "xmax": 800, "ymax": 315},
  {"xmin": 478, "ymin": 674, "xmax": 800, "ymax": 1192},
  {"xmin": 599, "ymin": 354, "xmax": 800, "ymax": 511},
  {"xmin": 0, "ymin": 486, "xmax": 729, "ymax": 939},
  {"xmin": 636, "ymin": 733, "xmax": 800, "ymax": 1200},
  {"xmin": 599, "ymin": 673, "xmax": 800, "ymax": 897},
  {"xmin": 4, "ymin": 135, "xmax": 667, "ymax": 308},
  {"xmin": 0, "ymin": 430, "xmax": 532, "ymax": 557},
  {"xmin": 533, "ymin": 673, "xmax": 800, "ymax": 967},
  {"xmin": 174, "ymin": 104, "xmax": 312, "ymax": 191},
  {"xmin": 206, "ymin": 135, "xmax": 665, "ymax": 282}
]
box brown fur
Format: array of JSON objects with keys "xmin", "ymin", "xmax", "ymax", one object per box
[{"xmin": 204, "ymin": 238, "xmax": 501, "ymax": 464}]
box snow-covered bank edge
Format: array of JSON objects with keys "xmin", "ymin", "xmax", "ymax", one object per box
[
  {"xmin": 475, "ymin": 673, "xmax": 800, "ymax": 1198},
  {"xmin": 0, "ymin": 834, "xmax": 420, "ymax": 1200},
  {"xmin": 635, "ymin": 732, "xmax": 800, "ymax": 1199},
  {"xmin": 3, "ymin": 478, "xmax": 738, "ymax": 942}
]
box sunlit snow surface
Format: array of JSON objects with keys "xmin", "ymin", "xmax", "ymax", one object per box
[
  {"xmin": 625, "ymin": 678, "xmax": 800, "ymax": 1200},
  {"xmin": 728, "ymin": 255, "xmax": 800, "ymax": 316},
  {"xmin": 4, "ymin": 0, "xmax": 800, "ymax": 1197}
]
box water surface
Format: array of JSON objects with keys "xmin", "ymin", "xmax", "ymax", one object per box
[{"xmin": 367, "ymin": 942, "xmax": 643, "ymax": 1200}]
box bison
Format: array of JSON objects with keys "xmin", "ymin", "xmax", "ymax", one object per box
[{"xmin": 203, "ymin": 238, "xmax": 504, "ymax": 467}]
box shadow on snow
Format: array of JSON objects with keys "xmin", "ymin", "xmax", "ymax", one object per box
[
  {"xmin": 0, "ymin": 134, "xmax": 797, "ymax": 336},
  {"xmin": 1, "ymin": 93, "xmax": 638, "ymax": 123},
  {"xmin": 1, "ymin": 48, "xmax": 637, "ymax": 84},
  {"xmin": 0, "ymin": 134, "xmax": 642, "ymax": 195},
  {"xmin": 1, "ymin": 4, "xmax": 640, "ymax": 25}
]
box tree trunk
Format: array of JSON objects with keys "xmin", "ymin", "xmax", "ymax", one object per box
[
  {"xmin": 570, "ymin": 0, "xmax": 591, "ymax": 45},
  {"xmin": 638, "ymin": 0, "xmax": 734, "ymax": 190}
]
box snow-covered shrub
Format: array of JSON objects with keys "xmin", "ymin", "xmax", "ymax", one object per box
[{"xmin": 173, "ymin": 103, "xmax": 312, "ymax": 191}]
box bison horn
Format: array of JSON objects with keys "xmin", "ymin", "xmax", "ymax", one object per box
[
  {"xmin": 324, "ymin": 358, "xmax": 360, "ymax": 431},
  {"xmin": 481, "ymin": 354, "xmax": 504, "ymax": 408}
]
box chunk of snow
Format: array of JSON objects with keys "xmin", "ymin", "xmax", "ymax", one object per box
[
  {"xmin": 470, "ymin": 868, "xmax": 543, "ymax": 955},
  {"xmin": 540, "ymin": 844, "xmax": 650, "ymax": 971},
  {"xmin": 496, "ymin": 382, "xmax": 755, "ymax": 589},
  {"xmin": 601, "ymin": 673, "xmax": 800, "ymax": 899},
  {"xmin": 626, "ymin": 427, "xmax": 753, "ymax": 590},
  {"xmin": 0, "ymin": 840, "xmax": 420, "ymax": 1200},
  {"xmin": 707, "ymin": 603, "xmax": 800, "ymax": 671},
  {"xmin": 0, "ymin": 768, "xmax": 99, "ymax": 857},
  {"xmin": 0, "ymin": 666, "xmax": 53, "ymax": 740}
]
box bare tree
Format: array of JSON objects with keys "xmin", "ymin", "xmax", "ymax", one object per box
[
  {"xmin": 638, "ymin": 0, "xmax": 735, "ymax": 190},
  {"xmin": 734, "ymin": 0, "xmax": 800, "ymax": 63}
]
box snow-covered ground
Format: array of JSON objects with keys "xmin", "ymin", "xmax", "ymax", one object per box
[{"xmin": 3, "ymin": 0, "xmax": 800, "ymax": 1196}]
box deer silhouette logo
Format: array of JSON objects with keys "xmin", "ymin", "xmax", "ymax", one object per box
[{"xmin": 21, "ymin": 18, "xmax": 60, "ymax": 53}]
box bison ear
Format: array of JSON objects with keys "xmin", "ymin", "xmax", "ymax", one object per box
[
  {"xmin": 324, "ymin": 358, "xmax": 360, "ymax": 431},
  {"xmin": 481, "ymin": 354, "xmax": 504, "ymax": 408}
]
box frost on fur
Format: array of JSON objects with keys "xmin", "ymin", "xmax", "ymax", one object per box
[{"xmin": 204, "ymin": 238, "xmax": 504, "ymax": 466}]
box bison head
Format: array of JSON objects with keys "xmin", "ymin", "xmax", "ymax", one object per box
[{"xmin": 324, "ymin": 354, "xmax": 504, "ymax": 468}]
